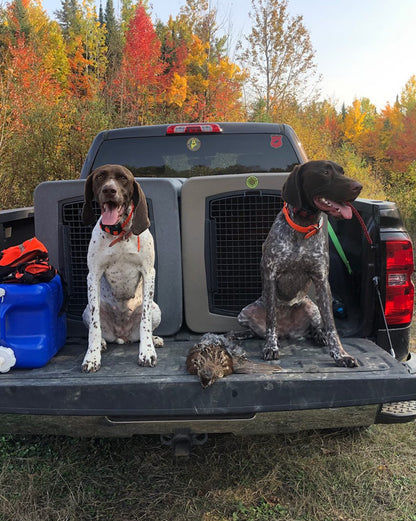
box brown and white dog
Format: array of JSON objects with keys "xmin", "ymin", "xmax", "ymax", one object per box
[
  {"xmin": 238, "ymin": 160, "xmax": 362, "ymax": 368},
  {"xmin": 81, "ymin": 164, "xmax": 163, "ymax": 373}
]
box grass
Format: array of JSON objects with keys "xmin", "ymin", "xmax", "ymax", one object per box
[{"xmin": 0, "ymin": 422, "xmax": 416, "ymax": 520}]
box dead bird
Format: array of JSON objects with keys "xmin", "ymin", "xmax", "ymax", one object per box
[{"xmin": 186, "ymin": 333, "xmax": 281, "ymax": 388}]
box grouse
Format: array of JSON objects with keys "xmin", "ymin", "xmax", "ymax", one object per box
[{"xmin": 186, "ymin": 333, "xmax": 281, "ymax": 388}]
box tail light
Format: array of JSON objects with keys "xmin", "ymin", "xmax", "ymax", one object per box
[
  {"xmin": 166, "ymin": 123, "xmax": 222, "ymax": 134},
  {"xmin": 385, "ymin": 240, "xmax": 414, "ymax": 325}
]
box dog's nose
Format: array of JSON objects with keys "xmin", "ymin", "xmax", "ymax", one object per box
[
  {"xmin": 103, "ymin": 184, "xmax": 117, "ymax": 196},
  {"xmin": 352, "ymin": 181, "xmax": 362, "ymax": 196}
]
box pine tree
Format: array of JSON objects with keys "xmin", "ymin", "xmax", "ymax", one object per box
[
  {"xmin": 55, "ymin": 0, "xmax": 80, "ymax": 40},
  {"xmin": 104, "ymin": 0, "xmax": 123, "ymax": 79}
]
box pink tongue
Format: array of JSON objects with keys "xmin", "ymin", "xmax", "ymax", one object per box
[
  {"xmin": 338, "ymin": 203, "xmax": 353, "ymax": 219},
  {"xmin": 101, "ymin": 207, "xmax": 120, "ymax": 226}
]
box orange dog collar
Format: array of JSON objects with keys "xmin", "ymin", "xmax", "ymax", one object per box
[{"xmin": 282, "ymin": 203, "xmax": 323, "ymax": 239}]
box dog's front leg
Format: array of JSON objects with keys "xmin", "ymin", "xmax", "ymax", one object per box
[
  {"xmin": 262, "ymin": 273, "xmax": 280, "ymax": 360},
  {"xmin": 82, "ymin": 270, "xmax": 104, "ymax": 373},
  {"xmin": 138, "ymin": 266, "xmax": 157, "ymax": 367},
  {"xmin": 313, "ymin": 274, "xmax": 359, "ymax": 368}
]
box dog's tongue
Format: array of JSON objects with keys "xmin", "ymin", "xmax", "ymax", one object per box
[
  {"xmin": 337, "ymin": 202, "xmax": 353, "ymax": 219},
  {"xmin": 314, "ymin": 197, "xmax": 353, "ymax": 219},
  {"xmin": 101, "ymin": 205, "xmax": 121, "ymax": 226}
]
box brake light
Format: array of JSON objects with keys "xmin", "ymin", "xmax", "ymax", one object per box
[
  {"xmin": 166, "ymin": 123, "xmax": 222, "ymax": 134},
  {"xmin": 385, "ymin": 240, "xmax": 414, "ymax": 325}
]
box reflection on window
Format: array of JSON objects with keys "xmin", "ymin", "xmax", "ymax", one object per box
[{"xmin": 93, "ymin": 134, "xmax": 299, "ymax": 177}]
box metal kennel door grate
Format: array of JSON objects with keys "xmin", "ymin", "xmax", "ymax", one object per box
[
  {"xmin": 206, "ymin": 190, "xmax": 283, "ymax": 316},
  {"xmin": 62, "ymin": 200, "xmax": 99, "ymax": 318}
]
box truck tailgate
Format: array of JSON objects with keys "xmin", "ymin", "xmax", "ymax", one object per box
[{"xmin": 1, "ymin": 338, "xmax": 415, "ymax": 416}]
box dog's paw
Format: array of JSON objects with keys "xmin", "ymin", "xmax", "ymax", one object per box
[
  {"xmin": 101, "ymin": 339, "xmax": 107, "ymax": 351},
  {"xmin": 330, "ymin": 350, "xmax": 359, "ymax": 368},
  {"xmin": 263, "ymin": 343, "xmax": 280, "ymax": 361},
  {"xmin": 138, "ymin": 346, "xmax": 157, "ymax": 367},
  {"xmin": 138, "ymin": 354, "xmax": 157, "ymax": 367},
  {"xmin": 153, "ymin": 335, "xmax": 164, "ymax": 348},
  {"xmin": 81, "ymin": 358, "xmax": 101, "ymax": 373}
]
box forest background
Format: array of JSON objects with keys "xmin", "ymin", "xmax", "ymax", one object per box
[{"xmin": 1, "ymin": 0, "xmax": 416, "ymax": 234}]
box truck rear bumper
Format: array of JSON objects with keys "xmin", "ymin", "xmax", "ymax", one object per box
[
  {"xmin": 1, "ymin": 400, "xmax": 415, "ymax": 438},
  {"xmin": 0, "ymin": 337, "xmax": 415, "ymax": 437},
  {"xmin": 0, "ymin": 405, "xmax": 380, "ymax": 437}
]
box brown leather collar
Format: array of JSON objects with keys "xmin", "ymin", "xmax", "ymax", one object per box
[{"xmin": 282, "ymin": 203, "xmax": 323, "ymax": 239}]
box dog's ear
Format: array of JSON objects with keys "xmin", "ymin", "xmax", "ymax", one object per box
[
  {"xmin": 131, "ymin": 181, "xmax": 150, "ymax": 235},
  {"xmin": 82, "ymin": 174, "xmax": 97, "ymax": 225},
  {"xmin": 281, "ymin": 164, "xmax": 304, "ymax": 209}
]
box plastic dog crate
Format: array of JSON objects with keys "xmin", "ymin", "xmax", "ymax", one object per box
[
  {"xmin": 34, "ymin": 178, "xmax": 183, "ymax": 336},
  {"xmin": 181, "ymin": 173, "xmax": 289, "ymax": 332}
]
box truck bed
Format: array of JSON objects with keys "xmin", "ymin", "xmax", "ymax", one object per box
[{"xmin": 2, "ymin": 336, "xmax": 415, "ymax": 417}]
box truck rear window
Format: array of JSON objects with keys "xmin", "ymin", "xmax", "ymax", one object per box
[{"xmin": 91, "ymin": 134, "xmax": 300, "ymax": 177}]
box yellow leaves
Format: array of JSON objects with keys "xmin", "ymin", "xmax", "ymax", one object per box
[
  {"xmin": 184, "ymin": 35, "xmax": 209, "ymax": 68},
  {"xmin": 208, "ymin": 58, "xmax": 240, "ymax": 81},
  {"xmin": 400, "ymin": 74, "xmax": 416, "ymax": 112},
  {"xmin": 166, "ymin": 73, "xmax": 187, "ymax": 107},
  {"xmin": 343, "ymin": 99, "xmax": 365, "ymax": 142}
]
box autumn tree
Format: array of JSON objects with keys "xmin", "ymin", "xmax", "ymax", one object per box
[
  {"xmin": 0, "ymin": 34, "xmax": 69, "ymax": 207},
  {"xmin": 161, "ymin": 0, "xmax": 245, "ymax": 121},
  {"xmin": 155, "ymin": 16, "xmax": 189, "ymax": 120},
  {"xmin": 112, "ymin": 2, "xmax": 165, "ymax": 125},
  {"xmin": 56, "ymin": 0, "xmax": 107, "ymax": 98},
  {"xmin": 387, "ymin": 106, "xmax": 416, "ymax": 173},
  {"xmin": 399, "ymin": 75, "xmax": 416, "ymax": 114},
  {"xmin": 238, "ymin": 0, "xmax": 318, "ymax": 120},
  {"xmin": 342, "ymin": 97, "xmax": 378, "ymax": 160}
]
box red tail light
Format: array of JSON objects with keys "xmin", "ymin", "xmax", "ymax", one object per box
[
  {"xmin": 166, "ymin": 123, "xmax": 222, "ymax": 135},
  {"xmin": 385, "ymin": 240, "xmax": 414, "ymax": 325}
]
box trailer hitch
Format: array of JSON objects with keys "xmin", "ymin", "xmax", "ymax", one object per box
[{"xmin": 160, "ymin": 429, "xmax": 208, "ymax": 457}]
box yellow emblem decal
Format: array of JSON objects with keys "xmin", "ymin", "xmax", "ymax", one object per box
[{"xmin": 187, "ymin": 137, "xmax": 201, "ymax": 151}]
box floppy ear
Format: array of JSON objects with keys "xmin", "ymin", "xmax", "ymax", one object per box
[
  {"xmin": 131, "ymin": 181, "xmax": 150, "ymax": 235},
  {"xmin": 81, "ymin": 174, "xmax": 97, "ymax": 225},
  {"xmin": 281, "ymin": 164, "xmax": 304, "ymax": 209}
]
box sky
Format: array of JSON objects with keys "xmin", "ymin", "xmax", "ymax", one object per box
[{"xmin": 41, "ymin": 0, "xmax": 416, "ymax": 110}]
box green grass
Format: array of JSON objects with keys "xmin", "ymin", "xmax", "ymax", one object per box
[{"xmin": 1, "ymin": 423, "xmax": 416, "ymax": 521}]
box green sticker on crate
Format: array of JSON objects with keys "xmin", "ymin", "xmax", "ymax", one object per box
[{"xmin": 246, "ymin": 175, "xmax": 259, "ymax": 189}]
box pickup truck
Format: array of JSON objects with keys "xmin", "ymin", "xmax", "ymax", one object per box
[{"xmin": 0, "ymin": 122, "xmax": 415, "ymax": 455}]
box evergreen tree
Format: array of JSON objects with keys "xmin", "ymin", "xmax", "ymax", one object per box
[
  {"xmin": 55, "ymin": 0, "xmax": 81, "ymax": 40},
  {"xmin": 104, "ymin": 0, "xmax": 123, "ymax": 78},
  {"xmin": 5, "ymin": 0, "xmax": 31, "ymax": 40},
  {"xmin": 99, "ymin": 0, "xmax": 104, "ymax": 25}
]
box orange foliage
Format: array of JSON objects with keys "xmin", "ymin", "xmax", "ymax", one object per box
[
  {"xmin": 68, "ymin": 36, "xmax": 94, "ymax": 98},
  {"xmin": 8, "ymin": 35, "xmax": 62, "ymax": 109},
  {"xmin": 387, "ymin": 107, "xmax": 416, "ymax": 172}
]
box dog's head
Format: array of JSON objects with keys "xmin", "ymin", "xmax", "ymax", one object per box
[
  {"xmin": 82, "ymin": 164, "xmax": 150, "ymax": 235},
  {"xmin": 282, "ymin": 160, "xmax": 362, "ymax": 219}
]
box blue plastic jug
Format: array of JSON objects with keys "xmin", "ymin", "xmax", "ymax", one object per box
[{"xmin": 0, "ymin": 275, "xmax": 66, "ymax": 369}]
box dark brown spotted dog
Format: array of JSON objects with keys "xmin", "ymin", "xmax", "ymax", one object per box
[
  {"xmin": 81, "ymin": 164, "xmax": 163, "ymax": 373},
  {"xmin": 238, "ymin": 160, "xmax": 362, "ymax": 367}
]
